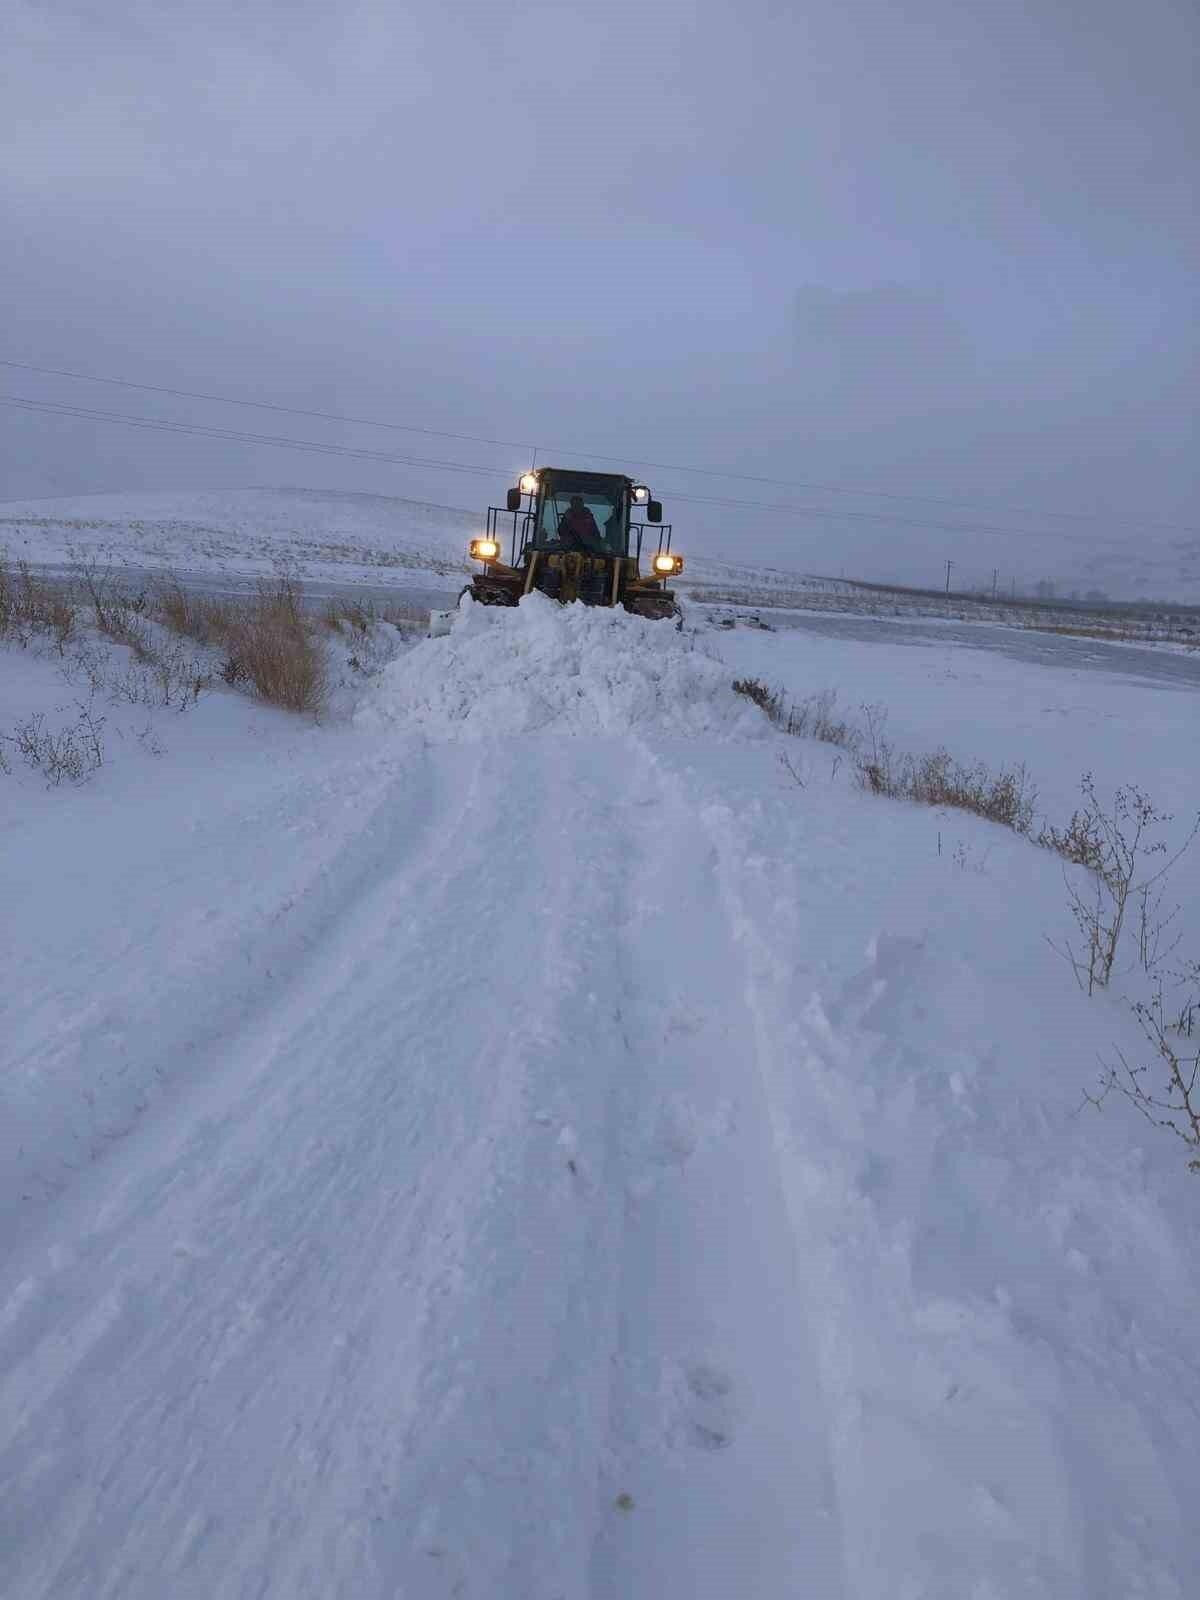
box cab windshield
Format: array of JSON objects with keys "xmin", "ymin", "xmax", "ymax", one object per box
[{"xmin": 535, "ymin": 478, "xmax": 627, "ymax": 555}]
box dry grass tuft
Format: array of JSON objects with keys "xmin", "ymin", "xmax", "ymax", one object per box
[
  {"xmin": 221, "ymin": 581, "xmax": 327, "ymax": 715},
  {"xmin": 156, "ymin": 581, "xmax": 237, "ymax": 650},
  {"xmin": 321, "ymin": 595, "xmax": 427, "ymax": 635},
  {"xmin": 0, "ymin": 557, "xmax": 77, "ymax": 652},
  {"xmin": 154, "ymin": 576, "xmax": 327, "ymax": 715},
  {"xmin": 732, "ymin": 676, "xmax": 784, "ymax": 719},
  {"xmin": 784, "ymin": 689, "xmax": 860, "ymax": 750},
  {"xmin": 861, "ymin": 747, "xmax": 1036, "ymax": 832},
  {"xmin": 737, "ymin": 674, "xmax": 1037, "ymax": 837}
]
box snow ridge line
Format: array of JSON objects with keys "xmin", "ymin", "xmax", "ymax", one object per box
[{"xmin": 695, "ymin": 779, "xmax": 971, "ymax": 1597}]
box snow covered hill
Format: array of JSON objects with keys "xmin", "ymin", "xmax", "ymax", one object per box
[
  {"xmin": 0, "ymin": 485, "xmax": 480, "ymax": 589},
  {"xmin": 2, "ymin": 596, "xmax": 1198, "ymax": 1598}
]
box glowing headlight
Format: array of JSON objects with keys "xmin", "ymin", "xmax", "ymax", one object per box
[
  {"xmin": 519, "ymin": 472, "xmax": 539, "ymax": 494},
  {"xmin": 653, "ymin": 553, "xmax": 677, "ymax": 574},
  {"xmin": 470, "ymin": 538, "xmax": 500, "ymax": 561},
  {"xmin": 632, "ymin": 484, "xmax": 650, "ymax": 504}
]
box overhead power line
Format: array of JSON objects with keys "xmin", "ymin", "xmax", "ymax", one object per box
[
  {"xmin": 0, "ymin": 358, "xmax": 532, "ymax": 454},
  {"xmin": 657, "ymin": 484, "xmax": 1138, "ymax": 549},
  {"xmin": 0, "ymin": 392, "xmax": 1147, "ymax": 550},
  {"xmin": 4, "ymin": 355, "xmax": 1193, "ymax": 538},
  {"xmin": 1, "ymin": 394, "xmax": 513, "ymax": 480}
]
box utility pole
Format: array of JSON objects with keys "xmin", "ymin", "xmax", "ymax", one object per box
[
  {"xmin": 945, "ymin": 559, "xmax": 954, "ymax": 594},
  {"xmin": 992, "ymin": 567, "xmax": 999, "ymax": 601}
]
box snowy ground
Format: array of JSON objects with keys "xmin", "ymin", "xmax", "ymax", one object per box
[
  {"xmin": 0, "ymin": 486, "xmax": 479, "ymax": 590},
  {"xmin": 0, "ymin": 485, "xmax": 814, "ymax": 601},
  {"xmin": 7, "ymin": 486, "xmax": 1199, "ymax": 644},
  {"xmin": 711, "ymin": 607, "xmax": 1200, "ymax": 923},
  {"xmin": 2, "ymin": 594, "xmax": 1198, "ymax": 1598}
]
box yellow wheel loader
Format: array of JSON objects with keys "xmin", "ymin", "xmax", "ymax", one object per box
[{"xmin": 430, "ymin": 467, "xmax": 684, "ymax": 635}]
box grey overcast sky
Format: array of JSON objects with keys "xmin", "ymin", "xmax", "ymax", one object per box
[{"xmin": 2, "ymin": 0, "xmax": 1197, "ymax": 589}]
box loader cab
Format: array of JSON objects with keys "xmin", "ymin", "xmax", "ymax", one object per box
[{"xmin": 529, "ymin": 470, "xmax": 631, "ymax": 558}]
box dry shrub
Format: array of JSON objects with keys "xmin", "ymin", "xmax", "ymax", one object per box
[
  {"xmin": 733, "ymin": 678, "xmax": 863, "ymax": 754},
  {"xmin": 1043, "ymin": 776, "xmax": 1197, "ymax": 994},
  {"xmin": 1090, "ymin": 979, "xmax": 1200, "ymax": 1173},
  {"xmin": 869, "ymin": 749, "xmax": 1037, "ymax": 833},
  {"xmin": 0, "ymin": 557, "xmax": 77, "ymax": 652},
  {"xmin": 155, "ymin": 581, "xmax": 236, "ymax": 650},
  {"xmin": 100, "ymin": 606, "xmax": 154, "ymax": 659},
  {"xmin": 755, "ymin": 680, "xmax": 1037, "ymax": 839},
  {"xmin": 785, "ymin": 689, "xmax": 861, "ymax": 751},
  {"xmin": 2, "ymin": 701, "xmax": 105, "ymax": 786},
  {"xmin": 223, "ymin": 581, "xmax": 327, "ymax": 715},
  {"xmin": 158, "ymin": 580, "xmax": 203, "ymax": 639},
  {"xmin": 154, "ymin": 577, "xmax": 326, "ymax": 714},
  {"xmin": 72, "ymin": 552, "xmax": 152, "ymax": 642},
  {"xmin": 852, "ymin": 700, "xmax": 1036, "ymax": 834},
  {"xmin": 0, "ymin": 558, "xmax": 212, "ymax": 744},
  {"xmin": 732, "ymin": 677, "xmax": 784, "ymax": 720}
]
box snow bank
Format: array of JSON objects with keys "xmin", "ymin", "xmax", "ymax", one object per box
[{"xmin": 357, "ymin": 592, "xmax": 766, "ymax": 741}]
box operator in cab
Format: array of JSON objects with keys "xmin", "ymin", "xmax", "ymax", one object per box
[{"xmin": 556, "ymin": 495, "xmax": 607, "ymax": 555}]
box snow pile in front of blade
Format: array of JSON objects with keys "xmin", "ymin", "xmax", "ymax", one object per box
[{"xmin": 358, "ymin": 592, "xmax": 768, "ymax": 740}]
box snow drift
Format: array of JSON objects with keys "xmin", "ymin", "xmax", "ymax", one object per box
[{"xmin": 358, "ymin": 592, "xmax": 766, "ymax": 741}]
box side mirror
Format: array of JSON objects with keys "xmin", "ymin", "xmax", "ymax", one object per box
[
  {"xmin": 506, "ymin": 487, "xmax": 522, "ymax": 513},
  {"xmin": 647, "ymin": 500, "xmax": 663, "ymax": 523}
]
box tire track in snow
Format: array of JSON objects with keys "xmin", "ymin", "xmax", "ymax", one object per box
[
  {"xmin": 3, "ymin": 738, "xmax": 460, "ymax": 1231},
  {"xmin": 356, "ymin": 740, "xmax": 636, "ymax": 1599},
  {"xmin": 588, "ymin": 740, "xmax": 846, "ymax": 1600},
  {"xmin": 2, "ymin": 733, "xmax": 849, "ymax": 1599},
  {"xmin": 0, "ymin": 738, "xmax": 639, "ymax": 1599},
  {"xmin": 0, "ymin": 738, "xmax": 528, "ymax": 1596}
]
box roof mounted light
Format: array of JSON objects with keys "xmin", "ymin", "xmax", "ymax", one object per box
[
  {"xmin": 632, "ymin": 484, "xmax": 651, "ymax": 505},
  {"xmin": 519, "ymin": 472, "xmax": 539, "ymax": 495}
]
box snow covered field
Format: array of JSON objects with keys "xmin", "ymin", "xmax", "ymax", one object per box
[
  {"xmin": 0, "ymin": 486, "xmax": 479, "ymax": 590},
  {"xmin": 8, "ymin": 486, "xmax": 1199, "ymax": 647},
  {"xmin": 0, "ymin": 485, "xmax": 821, "ymax": 603},
  {"xmin": 2, "ymin": 592, "xmax": 1198, "ymax": 1598},
  {"xmin": 715, "ymin": 609, "xmax": 1200, "ymax": 918}
]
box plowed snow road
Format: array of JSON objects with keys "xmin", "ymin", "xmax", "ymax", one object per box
[
  {"xmin": 1, "ymin": 735, "xmax": 844, "ymax": 1599},
  {"xmin": 4, "ymin": 598, "xmax": 1197, "ymax": 1598}
]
